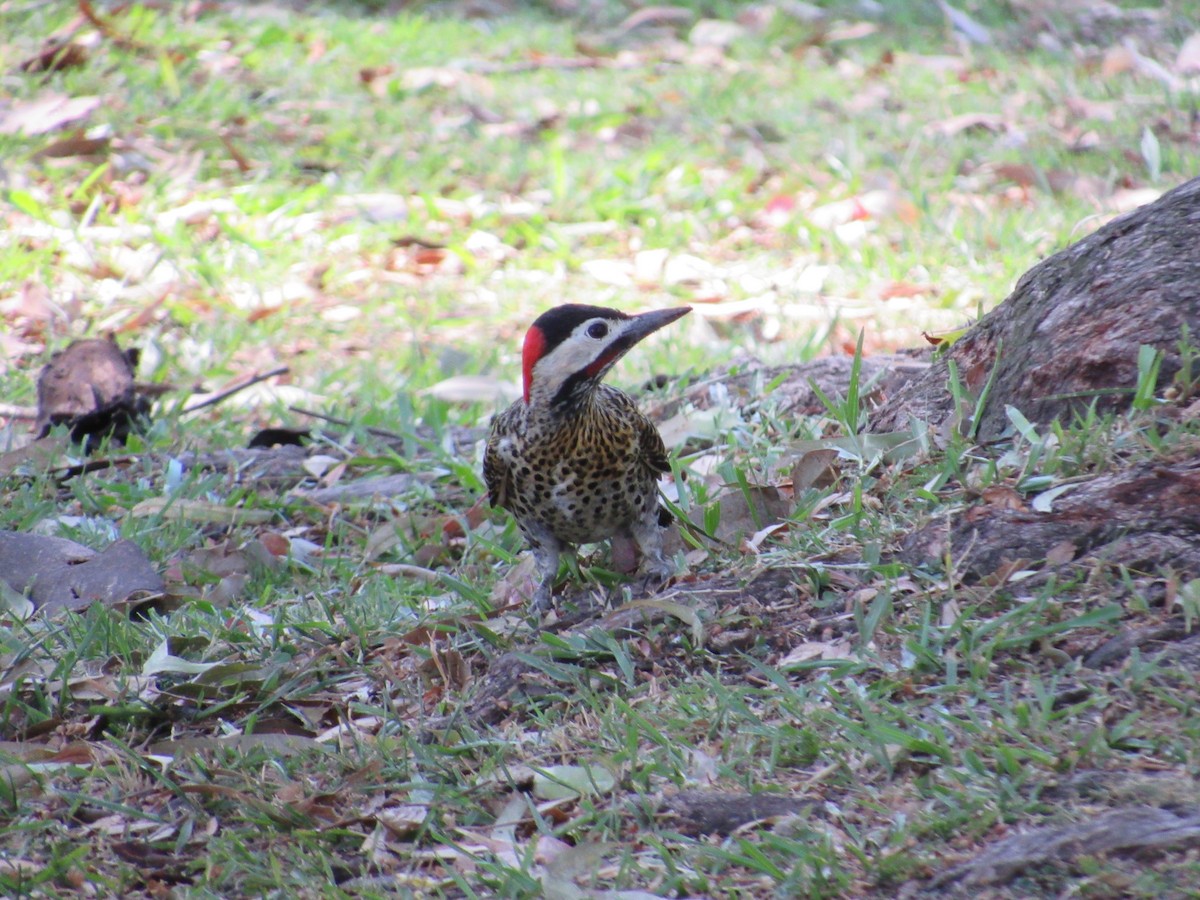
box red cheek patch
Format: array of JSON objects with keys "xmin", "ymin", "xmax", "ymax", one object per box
[
  {"xmin": 585, "ymin": 349, "xmax": 617, "ymax": 380},
  {"xmin": 522, "ymin": 326, "xmax": 546, "ymax": 403}
]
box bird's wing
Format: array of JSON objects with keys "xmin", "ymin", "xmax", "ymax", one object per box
[
  {"xmin": 483, "ymin": 405, "xmax": 517, "ymax": 509},
  {"xmin": 636, "ymin": 406, "xmax": 674, "ymax": 525},
  {"xmin": 599, "ymin": 386, "xmax": 671, "ymax": 477},
  {"xmin": 636, "ymin": 410, "xmax": 672, "ymax": 476}
]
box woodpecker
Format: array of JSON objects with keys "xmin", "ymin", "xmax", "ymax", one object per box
[{"xmin": 484, "ymin": 303, "xmax": 691, "ymax": 610}]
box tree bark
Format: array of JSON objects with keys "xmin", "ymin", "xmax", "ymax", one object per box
[
  {"xmin": 898, "ymin": 455, "xmax": 1200, "ymax": 580},
  {"xmin": 870, "ymin": 177, "xmax": 1200, "ymax": 439}
]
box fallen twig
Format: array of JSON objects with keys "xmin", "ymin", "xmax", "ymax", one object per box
[
  {"xmin": 182, "ymin": 366, "xmax": 290, "ymax": 414},
  {"xmin": 288, "ymin": 405, "xmax": 405, "ymax": 441},
  {"xmin": 78, "ymin": 0, "xmax": 156, "ymax": 55},
  {"xmin": 0, "ymin": 404, "xmax": 38, "ymax": 420},
  {"xmin": 468, "ymin": 56, "xmax": 612, "ymax": 75}
]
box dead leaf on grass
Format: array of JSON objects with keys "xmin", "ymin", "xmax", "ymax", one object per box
[
  {"xmin": 1107, "ymin": 187, "xmax": 1162, "ymax": 213},
  {"xmin": 489, "ymin": 553, "xmax": 539, "ymax": 609},
  {"xmin": 358, "ymin": 64, "xmax": 395, "ymax": 96},
  {"xmin": 333, "ymin": 192, "xmax": 409, "ymax": 223},
  {"xmin": 980, "ymin": 485, "xmax": 1024, "ymax": 510},
  {"xmin": 141, "ymin": 639, "xmax": 223, "ymax": 677},
  {"xmin": 708, "ymin": 484, "xmax": 792, "ymax": 543},
  {"xmin": 1176, "ymin": 32, "xmax": 1200, "ymax": 75},
  {"xmin": 824, "ymin": 21, "xmax": 879, "ymax": 42},
  {"xmin": 31, "ymin": 129, "xmax": 111, "ymax": 160},
  {"xmin": 0, "ymin": 333, "xmax": 43, "ymax": 377},
  {"xmin": 1045, "ymin": 540, "xmax": 1077, "ymax": 566},
  {"xmin": 130, "ymin": 497, "xmax": 274, "ymax": 526},
  {"xmin": 612, "ymin": 598, "xmax": 704, "ymax": 645},
  {"xmin": 1064, "ymin": 95, "xmax": 1118, "ymax": 122},
  {"xmin": 421, "ymin": 375, "xmax": 521, "ymax": 404},
  {"xmin": 258, "ymin": 531, "xmax": 291, "ymax": 559},
  {"xmin": 978, "ymin": 558, "xmax": 1034, "ymax": 587},
  {"xmin": 378, "ymin": 803, "xmax": 431, "ymax": 838},
  {"xmin": 421, "ymin": 645, "xmax": 471, "ymax": 692},
  {"xmin": 0, "ymin": 860, "xmax": 42, "ymax": 880},
  {"xmin": 0, "ymin": 532, "xmax": 163, "ymax": 616},
  {"xmin": 581, "ymin": 258, "xmax": 634, "ymax": 287},
  {"xmin": 1101, "ymin": 41, "xmax": 1181, "ymax": 90},
  {"xmin": 788, "ymin": 448, "xmax": 839, "ymax": 493},
  {"xmin": 877, "ymin": 280, "xmax": 934, "ymax": 301},
  {"xmin": 780, "ymin": 637, "xmax": 854, "ymax": 666},
  {"xmin": 656, "ymin": 407, "xmax": 723, "ymax": 450},
  {"xmin": 0, "ymin": 93, "xmax": 101, "ymax": 136},
  {"xmin": 2, "ymin": 280, "xmax": 67, "ymax": 333},
  {"xmin": 0, "ymin": 434, "xmax": 71, "ymax": 478},
  {"xmin": 173, "ymin": 541, "xmax": 263, "ymax": 599},
  {"xmin": 689, "ymin": 19, "xmax": 745, "ymax": 49},
  {"xmin": 616, "ymin": 5, "xmax": 696, "ymax": 37},
  {"xmin": 531, "ymin": 763, "xmax": 616, "ymax": 801},
  {"xmin": 744, "ymin": 521, "xmax": 789, "ymax": 553},
  {"xmin": 808, "ymin": 188, "xmax": 916, "ymax": 231},
  {"xmin": 898, "ymin": 52, "xmax": 970, "ymax": 76},
  {"xmin": 398, "ymin": 67, "xmax": 493, "ymax": 96},
  {"xmin": 925, "ymin": 112, "xmax": 1005, "ymax": 137}
]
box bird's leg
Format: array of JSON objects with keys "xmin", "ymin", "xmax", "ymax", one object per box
[
  {"xmin": 630, "ymin": 504, "xmax": 673, "ymax": 593},
  {"xmin": 527, "ymin": 529, "xmax": 566, "ymax": 611}
]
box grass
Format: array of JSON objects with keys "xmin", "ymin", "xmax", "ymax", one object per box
[{"xmin": 2, "ymin": 0, "xmax": 1200, "ymax": 896}]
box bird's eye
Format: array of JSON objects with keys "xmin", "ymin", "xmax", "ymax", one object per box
[{"xmin": 586, "ymin": 322, "xmax": 609, "ymax": 339}]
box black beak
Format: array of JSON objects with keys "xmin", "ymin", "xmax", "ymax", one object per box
[{"xmin": 623, "ymin": 306, "xmax": 692, "ymax": 345}]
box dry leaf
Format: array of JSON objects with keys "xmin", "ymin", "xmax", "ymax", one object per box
[
  {"xmin": 0, "ymin": 93, "xmax": 101, "ymax": 136},
  {"xmin": 32, "ymin": 130, "xmax": 109, "ymax": 159},
  {"xmin": 489, "ymin": 553, "xmax": 539, "ymax": 608},
  {"xmin": 825, "ymin": 22, "xmax": 878, "ymax": 42},
  {"xmin": 708, "ymin": 484, "xmax": 792, "ymax": 543},
  {"xmin": 532, "ymin": 764, "xmax": 616, "ymax": 800},
  {"xmin": 17, "ymin": 41, "xmax": 89, "ymax": 73},
  {"xmin": 980, "ymin": 485, "xmax": 1024, "ymax": 510},
  {"xmin": 789, "ymin": 449, "xmax": 839, "ymax": 492},
  {"xmin": 925, "ymin": 112, "xmax": 1005, "ymax": 137},
  {"xmin": 744, "ymin": 521, "xmax": 788, "ymax": 553},
  {"xmin": 979, "ymin": 558, "xmax": 1032, "ymax": 587},
  {"xmin": 0, "ymin": 435, "xmax": 70, "ymax": 478},
  {"xmin": 581, "ymin": 258, "xmax": 634, "ymax": 287},
  {"xmin": 1176, "ymin": 32, "xmax": 1200, "ymax": 75},
  {"xmin": 421, "ymin": 375, "xmax": 521, "ymax": 404},
  {"xmin": 780, "ymin": 638, "xmax": 853, "ymax": 666},
  {"xmin": 878, "ymin": 281, "xmax": 933, "ymax": 300},
  {"xmin": 690, "ymin": 19, "xmax": 745, "ymax": 49},
  {"xmin": 131, "ymin": 497, "xmax": 274, "ymax": 525},
  {"xmin": 375, "ymin": 804, "xmax": 431, "ymax": 841},
  {"xmin": 0, "ymin": 533, "xmax": 163, "ymax": 615},
  {"xmin": 616, "ymin": 5, "xmax": 696, "ymax": 36},
  {"xmin": 1044, "ymin": 540, "xmax": 1077, "ymax": 566}
]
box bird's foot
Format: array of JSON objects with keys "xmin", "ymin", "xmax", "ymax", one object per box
[
  {"xmin": 636, "ymin": 560, "xmax": 675, "ymax": 596},
  {"xmin": 531, "ymin": 580, "xmax": 556, "ymax": 613}
]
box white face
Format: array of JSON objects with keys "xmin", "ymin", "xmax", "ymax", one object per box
[{"xmin": 531, "ymin": 316, "xmax": 624, "ymax": 390}]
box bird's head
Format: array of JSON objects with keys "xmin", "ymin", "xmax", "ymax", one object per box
[{"xmin": 520, "ymin": 304, "xmax": 691, "ymax": 409}]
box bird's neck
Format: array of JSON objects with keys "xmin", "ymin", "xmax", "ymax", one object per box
[{"xmin": 526, "ymin": 377, "xmax": 601, "ymax": 417}]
